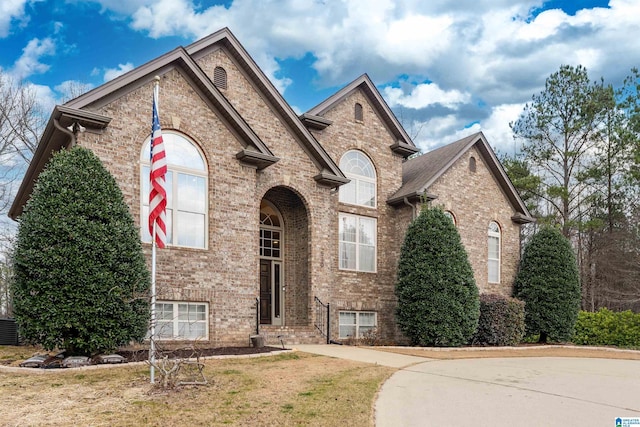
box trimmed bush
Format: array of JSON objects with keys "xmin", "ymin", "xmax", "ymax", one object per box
[
  {"xmin": 12, "ymin": 147, "xmax": 151, "ymax": 356},
  {"xmin": 472, "ymin": 294, "xmax": 525, "ymax": 346},
  {"xmin": 514, "ymin": 227, "xmax": 581, "ymax": 343},
  {"xmin": 573, "ymin": 308, "xmax": 640, "ymax": 348},
  {"xmin": 395, "ymin": 206, "xmax": 479, "ymax": 346}
]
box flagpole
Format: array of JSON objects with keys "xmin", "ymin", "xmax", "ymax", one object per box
[
  {"xmin": 150, "ymin": 226, "xmax": 157, "ymax": 384},
  {"xmin": 149, "ymin": 77, "xmax": 161, "ymax": 385}
]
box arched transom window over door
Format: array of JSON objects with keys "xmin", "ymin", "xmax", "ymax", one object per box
[
  {"xmin": 140, "ymin": 132, "xmax": 208, "ymax": 248},
  {"xmin": 339, "ymin": 150, "xmax": 376, "ymax": 208}
]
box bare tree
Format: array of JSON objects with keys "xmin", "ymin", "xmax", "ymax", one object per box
[{"xmin": 0, "ymin": 72, "xmax": 45, "ymax": 212}]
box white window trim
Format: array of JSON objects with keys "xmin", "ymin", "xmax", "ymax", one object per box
[
  {"xmin": 260, "ymin": 200, "xmax": 283, "ymax": 261},
  {"xmin": 339, "ymin": 213, "xmax": 377, "ymax": 273},
  {"xmin": 153, "ymin": 300, "xmax": 209, "ymax": 341},
  {"xmin": 488, "ymin": 221, "xmax": 501, "ymax": 284},
  {"xmin": 339, "ymin": 311, "xmax": 377, "ymax": 339},
  {"xmin": 140, "ymin": 132, "xmax": 209, "ymax": 249},
  {"xmin": 339, "ymin": 150, "xmax": 377, "ymax": 209},
  {"xmin": 444, "ymin": 210, "xmax": 456, "ymax": 226}
]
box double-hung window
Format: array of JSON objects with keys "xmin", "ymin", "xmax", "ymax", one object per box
[
  {"xmin": 339, "ymin": 213, "xmax": 376, "ymax": 272},
  {"xmin": 141, "ymin": 132, "xmax": 208, "ymax": 248},
  {"xmin": 155, "ymin": 301, "xmax": 208, "ymax": 340},
  {"xmin": 339, "ymin": 311, "xmax": 377, "ymax": 339}
]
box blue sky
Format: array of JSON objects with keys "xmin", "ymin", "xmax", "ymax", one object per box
[{"xmin": 1, "ymin": 0, "xmax": 637, "ymax": 155}]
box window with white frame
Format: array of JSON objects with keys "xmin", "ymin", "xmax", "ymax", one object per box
[
  {"xmin": 339, "ymin": 311, "xmax": 376, "ymax": 339},
  {"xmin": 260, "ymin": 201, "xmax": 282, "ymax": 259},
  {"xmin": 155, "ymin": 301, "xmax": 208, "ymax": 340},
  {"xmin": 141, "ymin": 132, "xmax": 208, "ymax": 248},
  {"xmin": 488, "ymin": 221, "xmax": 501, "ymax": 283},
  {"xmin": 339, "ymin": 150, "xmax": 376, "ymax": 207},
  {"xmin": 339, "ymin": 213, "xmax": 376, "ymax": 272}
]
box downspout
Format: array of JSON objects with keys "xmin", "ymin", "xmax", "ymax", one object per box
[
  {"xmin": 53, "ymin": 119, "xmax": 76, "ymax": 148},
  {"xmin": 403, "ymin": 197, "xmax": 417, "ymax": 220}
]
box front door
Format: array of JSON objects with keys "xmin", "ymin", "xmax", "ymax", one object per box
[
  {"xmin": 259, "ymin": 259, "xmax": 283, "ymax": 325},
  {"xmin": 260, "ymin": 201, "xmax": 284, "ymax": 326},
  {"xmin": 259, "ymin": 260, "xmax": 272, "ymax": 324}
]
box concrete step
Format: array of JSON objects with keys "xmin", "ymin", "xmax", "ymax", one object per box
[{"xmin": 258, "ymin": 325, "xmax": 326, "ymax": 346}]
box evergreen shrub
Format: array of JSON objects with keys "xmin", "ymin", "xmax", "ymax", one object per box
[
  {"xmin": 472, "ymin": 294, "xmax": 525, "ymax": 346},
  {"xmin": 395, "ymin": 206, "xmax": 479, "ymax": 346},
  {"xmin": 514, "ymin": 227, "xmax": 581, "ymax": 343},
  {"xmin": 573, "ymin": 308, "xmax": 640, "ymax": 348},
  {"xmin": 12, "ymin": 147, "xmax": 151, "ymax": 356}
]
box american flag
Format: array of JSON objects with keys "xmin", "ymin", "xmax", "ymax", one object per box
[{"xmin": 149, "ymin": 85, "xmax": 167, "ymax": 248}]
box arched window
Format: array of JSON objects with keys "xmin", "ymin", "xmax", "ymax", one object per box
[
  {"xmin": 354, "ymin": 103, "xmax": 363, "ymax": 122},
  {"xmin": 140, "ymin": 132, "xmax": 208, "ymax": 248},
  {"xmin": 469, "ymin": 156, "xmax": 477, "ymax": 173},
  {"xmin": 339, "ymin": 150, "xmax": 376, "ymax": 208},
  {"xmin": 444, "ymin": 210, "xmax": 456, "ymax": 226},
  {"xmin": 213, "ymin": 66, "xmax": 227, "ymax": 89},
  {"xmin": 488, "ymin": 221, "xmax": 501, "ymax": 283}
]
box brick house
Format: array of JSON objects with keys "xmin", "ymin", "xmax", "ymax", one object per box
[{"xmin": 9, "ymin": 28, "xmax": 532, "ymax": 346}]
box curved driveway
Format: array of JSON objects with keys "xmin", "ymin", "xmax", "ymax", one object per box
[{"xmin": 375, "ymin": 357, "xmax": 640, "ymax": 427}]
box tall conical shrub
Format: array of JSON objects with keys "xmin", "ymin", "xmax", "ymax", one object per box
[
  {"xmin": 12, "ymin": 146, "xmax": 150, "ymax": 355},
  {"xmin": 396, "ymin": 206, "xmax": 479, "ymax": 346},
  {"xmin": 514, "ymin": 227, "xmax": 580, "ymax": 342}
]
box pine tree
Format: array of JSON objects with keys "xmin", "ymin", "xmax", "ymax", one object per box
[
  {"xmin": 514, "ymin": 227, "xmax": 581, "ymax": 342},
  {"xmin": 12, "ymin": 147, "xmax": 150, "ymax": 355},
  {"xmin": 395, "ymin": 206, "xmax": 479, "ymax": 346}
]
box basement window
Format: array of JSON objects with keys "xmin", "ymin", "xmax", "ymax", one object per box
[
  {"xmin": 339, "ymin": 311, "xmax": 376, "ymax": 339},
  {"xmin": 154, "ymin": 301, "xmax": 209, "ymax": 340}
]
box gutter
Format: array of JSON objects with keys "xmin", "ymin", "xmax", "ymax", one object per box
[
  {"xmin": 403, "ymin": 197, "xmax": 417, "ymax": 220},
  {"xmin": 52, "ymin": 119, "xmax": 77, "ymax": 148}
]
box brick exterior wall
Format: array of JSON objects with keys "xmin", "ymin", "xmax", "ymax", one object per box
[
  {"xmin": 68, "ymin": 42, "xmax": 522, "ymax": 347},
  {"xmin": 310, "ymin": 90, "xmax": 408, "ymax": 343},
  {"xmin": 424, "ymin": 146, "xmax": 521, "ymax": 296}
]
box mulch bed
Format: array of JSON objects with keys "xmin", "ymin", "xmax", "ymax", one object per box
[{"xmin": 118, "ymin": 346, "xmax": 285, "ymax": 362}]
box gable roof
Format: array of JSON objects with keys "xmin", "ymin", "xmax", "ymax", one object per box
[
  {"xmin": 10, "ymin": 28, "xmax": 348, "ymax": 219},
  {"xmin": 388, "ymin": 132, "xmax": 534, "ymax": 223},
  {"xmin": 306, "ymin": 74, "xmax": 419, "ymax": 158},
  {"xmin": 185, "ymin": 28, "xmax": 347, "ymax": 186}
]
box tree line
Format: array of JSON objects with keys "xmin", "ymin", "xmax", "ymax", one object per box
[{"xmin": 505, "ymin": 64, "xmax": 640, "ymax": 313}]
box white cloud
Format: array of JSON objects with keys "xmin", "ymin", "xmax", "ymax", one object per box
[
  {"xmin": 10, "ymin": 38, "xmax": 55, "ymax": 80},
  {"xmin": 20, "ymin": 0, "xmax": 640, "ymax": 154},
  {"xmin": 103, "ymin": 62, "xmax": 135, "ymax": 82},
  {"xmin": 0, "ymin": 0, "xmax": 29, "ymax": 38},
  {"xmin": 384, "ymin": 82, "xmax": 471, "ymax": 110},
  {"xmin": 477, "ymin": 103, "xmax": 527, "ymax": 154}
]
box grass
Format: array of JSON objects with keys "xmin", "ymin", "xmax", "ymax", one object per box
[
  {"xmin": 0, "ymin": 348, "xmax": 394, "ymax": 427},
  {"xmin": 2, "ymin": 343, "xmax": 638, "ymax": 426}
]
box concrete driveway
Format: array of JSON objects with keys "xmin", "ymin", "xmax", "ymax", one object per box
[{"xmin": 375, "ymin": 357, "xmax": 640, "ymax": 427}]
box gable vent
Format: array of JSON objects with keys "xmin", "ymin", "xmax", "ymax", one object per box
[
  {"xmin": 214, "ymin": 66, "xmax": 227, "ymax": 90},
  {"xmin": 355, "ymin": 102, "xmax": 363, "ymax": 122}
]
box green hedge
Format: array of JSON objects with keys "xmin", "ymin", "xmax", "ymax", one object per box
[
  {"xmin": 472, "ymin": 294, "xmax": 525, "ymax": 346},
  {"xmin": 573, "ymin": 308, "xmax": 640, "ymax": 348}
]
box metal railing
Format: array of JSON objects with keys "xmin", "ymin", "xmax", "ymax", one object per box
[
  {"xmin": 255, "ymin": 298, "xmax": 260, "ymax": 335},
  {"xmin": 314, "ymin": 296, "xmax": 330, "ymax": 344}
]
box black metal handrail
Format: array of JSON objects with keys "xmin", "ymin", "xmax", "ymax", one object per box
[
  {"xmin": 313, "ymin": 296, "xmax": 330, "ymax": 344},
  {"xmin": 255, "ymin": 298, "xmax": 260, "ymax": 335}
]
